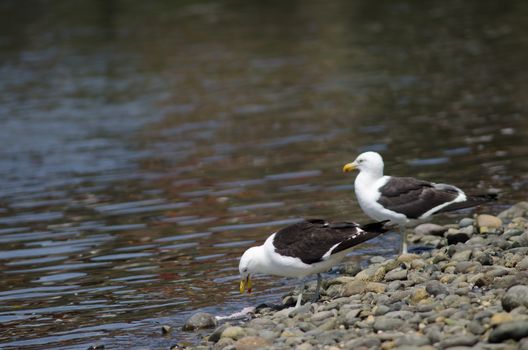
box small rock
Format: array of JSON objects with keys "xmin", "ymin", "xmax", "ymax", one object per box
[
  {"xmin": 311, "ymin": 310, "xmax": 334, "ymax": 322},
  {"xmin": 87, "ymin": 346, "xmax": 104, "ymax": 350},
  {"xmin": 341, "ymin": 280, "xmax": 386, "ymax": 296},
  {"xmin": 446, "ymin": 231, "xmax": 471, "ymax": 245},
  {"xmin": 397, "ymin": 253, "xmax": 421, "ymax": 264},
  {"xmin": 340, "ymin": 261, "xmax": 362, "ymax": 276},
  {"xmin": 373, "ymin": 317, "xmax": 404, "ymax": 331},
  {"xmin": 162, "ymin": 325, "xmax": 172, "ymax": 335},
  {"xmin": 182, "ymin": 312, "xmax": 217, "ymax": 331},
  {"xmin": 455, "ymin": 261, "xmax": 482, "ymax": 273},
  {"xmin": 411, "ymin": 288, "xmax": 429, "ymax": 304},
  {"xmin": 395, "ymin": 334, "xmax": 430, "ymax": 346},
  {"xmin": 438, "ymin": 335, "xmax": 478, "ymax": 348},
  {"xmin": 209, "ymin": 324, "xmax": 231, "ymax": 343},
  {"xmin": 296, "ymin": 343, "xmax": 314, "ymax": 350},
  {"xmin": 234, "ymin": 336, "xmax": 271, "ymax": 350},
  {"xmin": 459, "ymin": 218, "xmax": 475, "ymax": 228},
  {"xmin": 498, "ymin": 202, "xmax": 528, "ymax": 220},
  {"xmin": 345, "ymin": 337, "xmax": 381, "ymax": 348},
  {"xmin": 415, "ymin": 223, "xmax": 447, "ymax": 236},
  {"xmin": 476, "ymin": 214, "xmax": 502, "ymax": 233},
  {"xmin": 212, "ymin": 338, "xmax": 233, "ymax": 350},
  {"xmin": 517, "ymin": 256, "xmax": 528, "ymax": 270},
  {"xmin": 467, "ymin": 320, "xmax": 485, "ymax": 335},
  {"xmin": 281, "ymin": 327, "xmax": 303, "ymax": 337},
  {"xmin": 426, "ymin": 280, "xmax": 449, "ymax": 296},
  {"xmin": 374, "ymin": 305, "xmax": 390, "ymax": 316},
  {"xmin": 221, "ymin": 326, "xmax": 246, "ymax": 340},
  {"xmin": 502, "ymin": 285, "xmax": 528, "ymax": 311},
  {"xmin": 451, "ymin": 249, "xmax": 472, "ymax": 262},
  {"xmin": 385, "ymin": 269, "xmax": 408, "ymax": 281},
  {"xmin": 355, "ymin": 265, "xmax": 386, "ymax": 282},
  {"xmin": 490, "ymin": 312, "xmax": 514, "ymax": 326},
  {"xmin": 489, "ymin": 321, "xmax": 528, "ymax": 342}
]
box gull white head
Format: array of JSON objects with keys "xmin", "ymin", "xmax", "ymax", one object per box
[
  {"xmin": 343, "ymin": 151, "xmax": 384, "ymax": 177},
  {"xmin": 238, "ymin": 246, "xmax": 263, "ymax": 294}
]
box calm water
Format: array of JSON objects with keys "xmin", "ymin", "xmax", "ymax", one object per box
[{"xmin": 1, "ymin": 1, "xmax": 528, "ymax": 348}]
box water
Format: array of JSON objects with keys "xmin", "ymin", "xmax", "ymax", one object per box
[{"xmin": 1, "ymin": 0, "xmax": 528, "ymax": 348}]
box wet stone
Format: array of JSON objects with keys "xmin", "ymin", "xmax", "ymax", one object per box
[{"xmin": 182, "ymin": 312, "xmax": 217, "ymax": 331}]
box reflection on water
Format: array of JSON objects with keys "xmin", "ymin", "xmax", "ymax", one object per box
[{"xmin": 1, "ymin": 0, "xmax": 528, "ymax": 348}]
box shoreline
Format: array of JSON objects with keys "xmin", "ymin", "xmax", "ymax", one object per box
[{"xmin": 184, "ymin": 201, "xmax": 528, "ymax": 350}]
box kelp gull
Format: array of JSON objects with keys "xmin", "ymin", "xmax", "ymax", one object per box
[
  {"xmin": 239, "ymin": 219, "xmax": 388, "ymax": 308},
  {"xmin": 343, "ymin": 151, "xmax": 497, "ymax": 254}
]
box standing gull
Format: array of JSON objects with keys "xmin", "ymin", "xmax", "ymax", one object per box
[
  {"xmin": 343, "ymin": 151, "xmax": 496, "ymax": 255},
  {"xmin": 239, "ymin": 219, "xmax": 388, "ymax": 308}
]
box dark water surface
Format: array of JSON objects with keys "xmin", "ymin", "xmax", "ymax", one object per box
[{"xmin": 1, "ymin": 1, "xmax": 528, "ymax": 348}]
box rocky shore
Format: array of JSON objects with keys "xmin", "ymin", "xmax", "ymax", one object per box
[{"xmin": 183, "ymin": 202, "xmax": 528, "ymax": 350}]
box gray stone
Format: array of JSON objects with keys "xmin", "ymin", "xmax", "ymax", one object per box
[
  {"xmin": 498, "ymin": 201, "xmax": 528, "ymax": 220},
  {"xmin": 426, "ymin": 280, "xmax": 449, "ymax": 296},
  {"xmin": 502, "ymin": 285, "xmax": 528, "ymax": 311},
  {"xmin": 373, "ymin": 316, "xmax": 404, "ymax": 331},
  {"xmin": 233, "ymin": 336, "xmax": 271, "ymax": 350},
  {"xmin": 385, "ymin": 269, "xmax": 408, "ymax": 281},
  {"xmin": 374, "ymin": 305, "xmax": 390, "ymax": 316},
  {"xmin": 488, "ymin": 321, "xmax": 528, "ymax": 342},
  {"xmin": 474, "ymin": 251, "xmax": 493, "ymax": 265},
  {"xmin": 340, "ymin": 261, "xmax": 362, "ymax": 276},
  {"xmin": 467, "ymin": 320, "xmax": 485, "ymax": 335},
  {"xmin": 517, "ymin": 256, "xmax": 528, "ymax": 270},
  {"xmin": 451, "ymin": 249, "xmax": 472, "ymax": 262},
  {"xmin": 415, "ymin": 223, "xmax": 447, "ymax": 236},
  {"xmin": 438, "ymin": 335, "xmax": 478, "ymax": 348},
  {"xmin": 426, "ymin": 325, "xmax": 443, "ymax": 344},
  {"xmin": 344, "ymin": 336, "xmax": 381, "ymax": 349},
  {"xmin": 209, "ymin": 323, "xmax": 230, "ymax": 342},
  {"xmin": 459, "ymin": 218, "xmax": 475, "ymax": 228},
  {"xmin": 221, "ymin": 326, "xmax": 246, "ymax": 340},
  {"xmin": 395, "ymin": 334, "xmax": 430, "ymax": 346},
  {"xmin": 182, "ymin": 312, "xmax": 217, "ymax": 331},
  {"xmin": 311, "ymin": 310, "xmax": 335, "ymax": 322},
  {"xmin": 455, "ymin": 261, "xmax": 482, "ymax": 273}
]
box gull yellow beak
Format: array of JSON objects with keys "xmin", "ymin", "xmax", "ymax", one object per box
[
  {"xmin": 239, "ymin": 275, "xmax": 252, "ymax": 294},
  {"xmin": 343, "ymin": 162, "xmax": 357, "ymax": 172}
]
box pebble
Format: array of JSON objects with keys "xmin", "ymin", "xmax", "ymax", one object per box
[
  {"xmin": 488, "ymin": 321, "xmax": 528, "ymax": 342},
  {"xmin": 459, "ymin": 218, "xmax": 475, "ymax": 228},
  {"xmin": 182, "ymin": 312, "xmax": 217, "ymax": 331},
  {"xmin": 221, "ymin": 326, "xmax": 246, "ymax": 340},
  {"xmin": 476, "ymin": 214, "xmax": 502, "ymax": 233},
  {"xmin": 234, "ymin": 336, "xmax": 271, "ymax": 350},
  {"xmin": 498, "ymin": 201, "xmax": 528, "ymax": 220},
  {"xmin": 425, "ymin": 280, "xmax": 448, "ymax": 296},
  {"xmin": 502, "ymin": 285, "xmax": 528, "ymax": 311},
  {"xmin": 385, "ymin": 269, "xmax": 408, "ymax": 281},
  {"xmin": 373, "ymin": 317, "xmax": 404, "ymax": 331}
]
